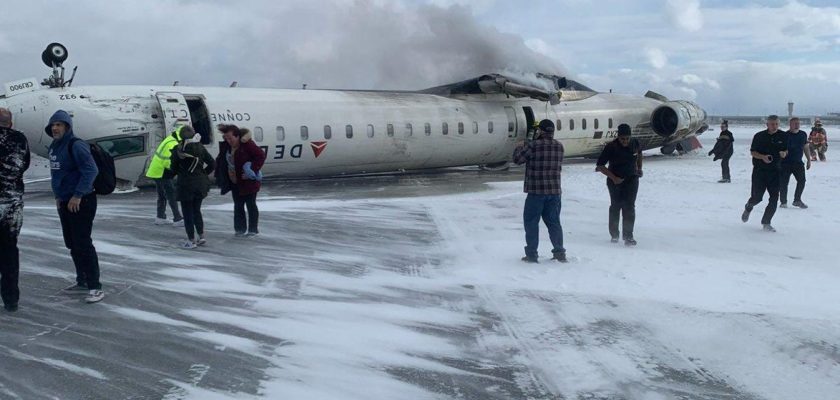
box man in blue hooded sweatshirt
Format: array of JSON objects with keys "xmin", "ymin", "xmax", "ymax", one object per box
[{"xmin": 46, "ymin": 110, "xmax": 104, "ymax": 304}]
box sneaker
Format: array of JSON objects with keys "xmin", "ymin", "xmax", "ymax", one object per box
[
  {"xmin": 3, "ymin": 303, "xmax": 18, "ymax": 312},
  {"xmin": 552, "ymin": 252, "xmax": 568, "ymax": 263},
  {"xmin": 180, "ymin": 240, "xmax": 197, "ymax": 249},
  {"xmin": 741, "ymin": 208, "xmax": 751, "ymax": 223},
  {"xmin": 624, "ymin": 238, "xmax": 637, "ymax": 246},
  {"xmin": 63, "ymin": 283, "xmax": 88, "ymax": 294},
  {"xmin": 172, "ymin": 219, "xmax": 185, "ymax": 227},
  {"xmin": 245, "ymin": 231, "xmax": 259, "ymax": 237},
  {"xmin": 718, "ymin": 178, "xmax": 731, "ymax": 183},
  {"xmin": 196, "ymin": 237, "xmax": 207, "ymax": 246},
  {"xmin": 154, "ymin": 218, "xmax": 171, "ymax": 225},
  {"xmin": 762, "ymin": 224, "xmax": 776, "ymax": 232},
  {"xmin": 792, "ymin": 201, "xmax": 808, "ymax": 209},
  {"xmin": 779, "ymin": 203, "xmax": 787, "ymax": 208},
  {"xmin": 610, "ymin": 237, "xmax": 619, "ymax": 243},
  {"xmin": 234, "ymin": 232, "xmax": 247, "ymax": 238},
  {"xmin": 520, "ymin": 256, "xmax": 539, "ymax": 264},
  {"xmin": 85, "ymin": 289, "xmax": 105, "ymax": 304}
]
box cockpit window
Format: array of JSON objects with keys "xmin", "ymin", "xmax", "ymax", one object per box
[{"xmin": 96, "ymin": 136, "xmax": 145, "ymax": 158}]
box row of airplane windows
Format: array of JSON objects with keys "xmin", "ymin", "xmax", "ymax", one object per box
[{"xmin": 248, "ymin": 118, "xmax": 614, "ymax": 142}]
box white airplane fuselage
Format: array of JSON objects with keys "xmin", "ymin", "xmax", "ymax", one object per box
[{"xmin": 1, "ymin": 83, "xmax": 706, "ymax": 188}]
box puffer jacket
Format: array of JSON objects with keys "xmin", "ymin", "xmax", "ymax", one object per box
[
  {"xmin": 231, "ymin": 131, "xmax": 266, "ymax": 196},
  {"xmin": 170, "ymin": 141, "xmax": 215, "ymax": 202},
  {"xmin": 0, "ymin": 126, "xmax": 30, "ymax": 236}
]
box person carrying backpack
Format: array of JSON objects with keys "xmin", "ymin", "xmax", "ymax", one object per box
[{"xmin": 46, "ymin": 110, "xmax": 104, "ymax": 304}]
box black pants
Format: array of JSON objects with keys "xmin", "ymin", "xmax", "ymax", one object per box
[
  {"xmin": 232, "ymin": 190, "xmax": 259, "ymax": 234},
  {"xmin": 180, "ymin": 197, "xmax": 205, "ymax": 241},
  {"xmin": 0, "ymin": 229, "xmax": 20, "ymax": 307},
  {"xmin": 780, "ymin": 163, "xmax": 806, "ymax": 204},
  {"xmin": 58, "ymin": 194, "xmax": 101, "ymax": 290},
  {"xmin": 746, "ymin": 168, "xmax": 780, "ymax": 225},
  {"xmin": 607, "ymin": 177, "xmax": 639, "ymax": 240},
  {"xmin": 155, "ymin": 178, "xmax": 182, "ymax": 221},
  {"xmin": 720, "ymin": 156, "xmax": 731, "ymax": 180}
]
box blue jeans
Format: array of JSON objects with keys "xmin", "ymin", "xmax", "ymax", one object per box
[{"xmin": 523, "ymin": 194, "xmax": 565, "ymax": 259}]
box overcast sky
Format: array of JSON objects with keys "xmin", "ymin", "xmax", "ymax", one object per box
[{"xmin": 1, "ymin": 0, "xmax": 838, "ymax": 115}]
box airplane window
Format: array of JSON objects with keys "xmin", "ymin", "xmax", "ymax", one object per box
[
  {"xmin": 324, "ymin": 125, "xmax": 332, "ymax": 140},
  {"xmin": 569, "ymin": 119, "xmax": 575, "ymax": 130},
  {"xmin": 508, "ymin": 121, "xmax": 514, "ymax": 133},
  {"xmin": 254, "ymin": 126, "xmax": 264, "ymax": 142},
  {"xmin": 609, "ymin": 118, "xmax": 614, "ymax": 129},
  {"xmin": 458, "ymin": 122, "xmax": 464, "ymax": 135},
  {"xmin": 594, "ymin": 119, "xmax": 599, "ymax": 130},
  {"xmin": 472, "ymin": 121, "xmax": 478, "ymax": 134},
  {"xmin": 488, "ymin": 121, "xmax": 494, "ymax": 134},
  {"xmin": 95, "ymin": 136, "xmax": 145, "ymax": 158},
  {"xmin": 346, "ymin": 125, "xmax": 353, "ymax": 138},
  {"xmin": 442, "ymin": 122, "xmax": 449, "ymax": 135},
  {"xmin": 367, "ymin": 124, "xmax": 374, "ymax": 138},
  {"xmin": 276, "ymin": 126, "xmax": 285, "ymax": 142},
  {"xmin": 425, "ymin": 123, "xmax": 431, "ymax": 136},
  {"xmin": 405, "ymin": 123, "xmax": 413, "ymax": 137},
  {"xmin": 556, "ymin": 119, "xmax": 562, "ymax": 131},
  {"xmin": 387, "ymin": 124, "xmax": 394, "ymax": 137},
  {"xmin": 300, "ymin": 126, "xmax": 309, "ymax": 140},
  {"xmin": 582, "ymin": 119, "xmax": 587, "ymax": 130}
]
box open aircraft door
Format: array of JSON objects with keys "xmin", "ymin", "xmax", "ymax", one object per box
[{"xmin": 154, "ymin": 92, "xmax": 192, "ymax": 147}]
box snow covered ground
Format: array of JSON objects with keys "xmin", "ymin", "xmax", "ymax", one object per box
[{"xmin": 1, "ymin": 126, "xmax": 838, "ymax": 399}]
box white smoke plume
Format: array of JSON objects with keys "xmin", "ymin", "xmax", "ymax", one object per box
[{"xmin": 0, "ymin": 0, "xmax": 566, "ymax": 91}]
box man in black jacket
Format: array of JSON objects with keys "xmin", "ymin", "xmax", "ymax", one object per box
[
  {"xmin": 742, "ymin": 115, "xmax": 788, "ymax": 232},
  {"xmin": 596, "ymin": 124, "xmax": 642, "ymax": 246},
  {"xmin": 708, "ymin": 120, "xmax": 734, "ymax": 182},
  {"xmin": 0, "ymin": 108, "xmax": 31, "ymax": 312}
]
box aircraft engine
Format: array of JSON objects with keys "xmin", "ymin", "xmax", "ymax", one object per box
[{"xmin": 650, "ymin": 100, "xmax": 707, "ymax": 138}]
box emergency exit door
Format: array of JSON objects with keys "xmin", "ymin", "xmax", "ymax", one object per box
[
  {"xmin": 504, "ymin": 106, "xmax": 517, "ymax": 138},
  {"xmin": 155, "ymin": 92, "xmax": 191, "ymax": 146}
]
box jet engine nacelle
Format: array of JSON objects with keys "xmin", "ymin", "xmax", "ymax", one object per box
[{"xmin": 650, "ymin": 100, "xmax": 707, "ymax": 138}]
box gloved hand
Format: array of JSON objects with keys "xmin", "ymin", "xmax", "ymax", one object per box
[
  {"xmin": 242, "ymin": 161, "xmax": 263, "ymax": 181},
  {"xmin": 637, "ymin": 169, "xmax": 643, "ymax": 178},
  {"xmin": 708, "ymin": 150, "xmax": 713, "ymax": 156}
]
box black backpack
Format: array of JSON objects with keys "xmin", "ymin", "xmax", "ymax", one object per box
[{"xmin": 68, "ymin": 137, "xmax": 117, "ymax": 195}]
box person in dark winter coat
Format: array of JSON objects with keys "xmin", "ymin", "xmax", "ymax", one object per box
[
  {"xmin": 708, "ymin": 120, "xmax": 734, "ymax": 182},
  {"xmin": 0, "ymin": 108, "xmax": 30, "ymax": 312},
  {"xmin": 741, "ymin": 115, "xmax": 788, "ymax": 232},
  {"xmin": 216, "ymin": 124, "xmax": 266, "ymax": 236},
  {"xmin": 596, "ymin": 123, "xmax": 643, "ymax": 246},
  {"xmin": 46, "ymin": 110, "xmax": 105, "ymax": 303},
  {"xmin": 171, "ymin": 140, "xmax": 215, "ymax": 248},
  {"xmin": 512, "ymin": 119, "xmax": 567, "ymax": 263}
]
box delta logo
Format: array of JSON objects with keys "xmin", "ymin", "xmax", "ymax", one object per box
[{"xmin": 310, "ymin": 141, "xmax": 327, "ymax": 158}]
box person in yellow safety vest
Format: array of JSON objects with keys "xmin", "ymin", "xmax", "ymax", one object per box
[{"xmin": 145, "ymin": 125, "xmax": 196, "ymax": 226}]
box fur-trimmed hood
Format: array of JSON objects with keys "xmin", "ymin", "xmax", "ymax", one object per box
[{"xmin": 239, "ymin": 129, "xmax": 252, "ymax": 143}]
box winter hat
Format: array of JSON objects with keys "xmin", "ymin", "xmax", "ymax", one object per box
[
  {"xmin": 538, "ymin": 119, "xmax": 555, "ymax": 134},
  {"xmin": 617, "ymin": 123, "xmax": 632, "ymax": 136}
]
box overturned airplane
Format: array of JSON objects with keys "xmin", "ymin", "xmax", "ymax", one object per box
[{"xmin": 1, "ymin": 43, "xmax": 708, "ymax": 188}]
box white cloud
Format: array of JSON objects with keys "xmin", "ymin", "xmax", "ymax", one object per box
[
  {"xmin": 644, "ymin": 47, "xmax": 668, "ymax": 69},
  {"xmin": 677, "ymin": 74, "xmax": 720, "ymax": 90},
  {"xmin": 666, "ymin": 0, "xmax": 704, "ymax": 32}
]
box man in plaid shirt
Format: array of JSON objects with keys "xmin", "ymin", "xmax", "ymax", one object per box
[{"xmin": 513, "ymin": 119, "xmax": 567, "ymax": 263}]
